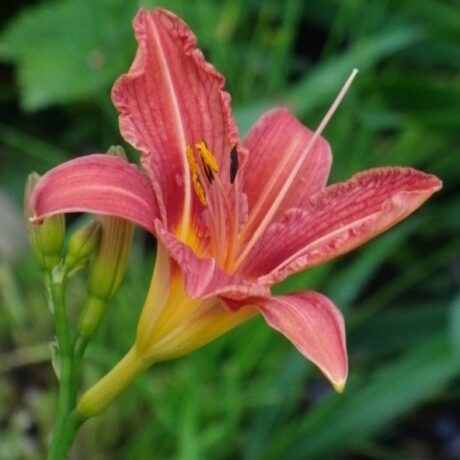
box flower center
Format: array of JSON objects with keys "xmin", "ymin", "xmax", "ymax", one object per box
[
  {"xmin": 185, "ymin": 141, "xmax": 221, "ymax": 206},
  {"xmin": 184, "ymin": 141, "xmax": 240, "ymax": 270}
]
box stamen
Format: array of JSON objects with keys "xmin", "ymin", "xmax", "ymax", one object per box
[
  {"xmin": 230, "ymin": 145, "xmax": 239, "ymax": 184},
  {"xmin": 196, "ymin": 141, "xmax": 233, "ymax": 266},
  {"xmin": 196, "ymin": 141, "xmax": 219, "ymax": 174},
  {"xmin": 192, "ymin": 174, "xmax": 207, "ymax": 206},
  {"xmin": 186, "ymin": 145, "xmax": 207, "ymax": 206},
  {"xmin": 185, "ymin": 140, "xmax": 240, "ymax": 269}
]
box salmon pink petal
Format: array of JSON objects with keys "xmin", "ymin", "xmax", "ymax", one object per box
[
  {"xmin": 30, "ymin": 154, "xmax": 158, "ymax": 233},
  {"xmin": 112, "ymin": 8, "xmax": 241, "ymax": 232},
  {"xmin": 247, "ymin": 292, "xmax": 347, "ymax": 390},
  {"xmin": 243, "ymin": 167, "xmax": 442, "ymax": 283},
  {"xmin": 239, "ymin": 108, "xmax": 331, "ymax": 247},
  {"xmin": 155, "ymin": 221, "xmax": 269, "ymax": 301}
]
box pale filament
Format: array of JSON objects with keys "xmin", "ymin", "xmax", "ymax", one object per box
[
  {"xmin": 223, "ymin": 178, "xmax": 240, "ymax": 271},
  {"xmin": 210, "ymin": 173, "xmax": 233, "ymax": 267},
  {"xmin": 195, "ymin": 161, "xmax": 220, "ymax": 258},
  {"xmin": 204, "ymin": 182, "xmax": 226, "ymax": 263}
]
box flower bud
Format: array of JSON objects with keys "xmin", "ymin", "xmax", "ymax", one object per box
[
  {"xmin": 64, "ymin": 220, "xmax": 102, "ymax": 273},
  {"xmin": 106, "ymin": 145, "xmax": 127, "ymax": 159},
  {"xmin": 78, "ymin": 216, "xmax": 134, "ymax": 337},
  {"xmin": 24, "ymin": 173, "xmax": 65, "ymax": 271}
]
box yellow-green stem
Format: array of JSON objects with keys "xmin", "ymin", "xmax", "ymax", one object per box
[{"xmin": 77, "ymin": 346, "xmax": 151, "ymax": 418}]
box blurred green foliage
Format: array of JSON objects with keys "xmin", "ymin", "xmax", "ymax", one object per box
[{"xmin": 0, "ymin": 0, "xmax": 459, "ymax": 459}]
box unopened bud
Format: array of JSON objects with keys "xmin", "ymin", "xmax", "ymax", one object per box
[
  {"xmin": 106, "ymin": 145, "xmax": 127, "ymax": 159},
  {"xmin": 24, "ymin": 173, "xmax": 65, "ymax": 271},
  {"xmin": 78, "ymin": 216, "xmax": 134, "ymax": 337},
  {"xmin": 65, "ymin": 220, "xmax": 102, "ymax": 272}
]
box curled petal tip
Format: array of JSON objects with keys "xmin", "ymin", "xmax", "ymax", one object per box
[
  {"xmin": 433, "ymin": 176, "xmax": 443, "ymax": 190},
  {"xmin": 332, "ymin": 378, "xmax": 347, "ymax": 394},
  {"xmin": 245, "ymin": 292, "xmax": 348, "ymax": 389}
]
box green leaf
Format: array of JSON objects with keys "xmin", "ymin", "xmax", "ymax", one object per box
[
  {"xmin": 350, "ymin": 303, "xmax": 447, "ymax": 353},
  {"xmin": 0, "ymin": 0, "xmax": 137, "ymax": 110},
  {"xmin": 327, "ymin": 220, "xmax": 420, "ymax": 310},
  {"xmin": 243, "ymin": 350, "xmax": 311, "ymax": 460},
  {"xmin": 235, "ymin": 25, "xmax": 424, "ymax": 133},
  {"xmin": 449, "ymin": 292, "xmax": 460, "ymax": 355},
  {"xmin": 261, "ymin": 332, "xmax": 460, "ymax": 460}
]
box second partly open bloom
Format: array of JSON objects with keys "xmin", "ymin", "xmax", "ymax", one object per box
[{"xmin": 30, "ymin": 8, "xmax": 441, "ymax": 415}]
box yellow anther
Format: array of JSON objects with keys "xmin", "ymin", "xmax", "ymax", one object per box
[
  {"xmin": 186, "ymin": 145, "xmax": 197, "ymax": 172},
  {"xmin": 192, "ymin": 174, "xmax": 207, "ymax": 206},
  {"xmin": 196, "ymin": 141, "xmax": 219, "ymax": 174},
  {"xmin": 186, "ymin": 145, "xmax": 207, "ymax": 206}
]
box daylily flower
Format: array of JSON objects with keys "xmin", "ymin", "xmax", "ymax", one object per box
[{"xmin": 30, "ymin": 8, "xmax": 441, "ymax": 416}]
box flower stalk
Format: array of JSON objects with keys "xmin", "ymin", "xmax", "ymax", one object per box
[
  {"xmin": 77, "ymin": 346, "xmax": 150, "ymax": 418},
  {"xmin": 44, "ymin": 265, "xmax": 83, "ymax": 460}
]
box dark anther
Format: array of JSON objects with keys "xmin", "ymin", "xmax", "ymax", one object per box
[{"xmin": 230, "ymin": 145, "xmax": 239, "ymax": 184}]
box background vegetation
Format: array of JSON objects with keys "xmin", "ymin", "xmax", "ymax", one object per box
[{"xmin": 1, "ymin": 0, "xmax": 459, "ymax": 458}]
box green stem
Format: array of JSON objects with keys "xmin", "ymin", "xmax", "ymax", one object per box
[
  {"xmin": 47, "ymin": 411, "xmax": 83, "ymax": 460},
  {"xmin": 45, "ymin": 267, "xmax": 83, "ymax": 460},
  {"xmin": 71, "ymin": 334, "xmax": 89, "ymax": 404}
]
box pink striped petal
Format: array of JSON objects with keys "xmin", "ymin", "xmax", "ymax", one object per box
[
  {"xmin": 30, "ymin": 154, "xmax": 158, "ymax": 233},
  {"xmin": 239, "ymin": 108, "xmax": 331, "ymax": 246},
  {"xmin": 249, "ymin": 292, "xmax": 347, "ymax": 390},
  {"xmin": 156, "ymin": 221, "xmax": 269, "ymax": 301},
  {"xmin": 112, "ymin": 8, "xmax": 241, "ymax": 231},
  {"xmin": 242, "ymin": 167, "xmax": 442, "ymax": 283}
]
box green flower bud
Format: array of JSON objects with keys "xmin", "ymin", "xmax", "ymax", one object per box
[
  {"xmin": 78, "ymin": 216, "xmax": 134, "ymax": 337},
  {"xmin": 64, "ymin": 220, "xmax": 102, "ymax": 273},
  {"xmin": 24, "ymin": 173, "xmax": 65, "ymax": 271},
  {"xmin": 77, "ymin": 296, "xmax": 107, "ymax": 338},
  {"xmin": 106, "ymin": 145, "xmax": 127, "ymax": 159}
]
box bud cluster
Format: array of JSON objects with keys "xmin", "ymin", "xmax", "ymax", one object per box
[{"xmin": 25, "ymin": 146, "xmax": 135, "ymax": 344}]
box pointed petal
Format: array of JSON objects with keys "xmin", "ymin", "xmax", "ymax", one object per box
[
  {"xmin": 239, "ymin": 108, "xmax": 331, "ymax": 246},
  {"xmin": 249, "ymin": 292, "xmax": 347, "ymax": 389},
  {"xmin": 31, "ymin": 154, "xmax": 158, "ymax": 233},
  {"xmin": 112, "ymin": 8, "xmax": 241, "ymax": 232},
  {"xmin": 155, "ymin": 221, "xmax": 268, "ymax": 301},
  {"xmin": 243, "ymin": 168, "xmax": 442, "ymax": 283}
]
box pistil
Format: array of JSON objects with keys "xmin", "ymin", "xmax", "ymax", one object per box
[{"xmin": 233, "ymin": 69, "xmax": 359, "ymax": 271}]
